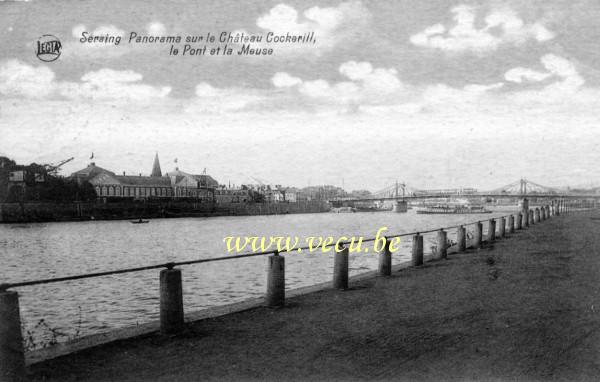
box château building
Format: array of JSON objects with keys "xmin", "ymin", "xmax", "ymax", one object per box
[{"xmin": 70, "ymin": 154, "xmax": 218, "ymax": 201}]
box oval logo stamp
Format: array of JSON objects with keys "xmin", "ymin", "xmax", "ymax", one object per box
[{"xmin": 35, "ymin": 34, "xmax": 62, "ymax": 62}]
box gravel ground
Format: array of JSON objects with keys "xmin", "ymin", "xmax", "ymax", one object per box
[{"xmin": 30, "ymin": 212, "xmax": 600, "ymax": 381}]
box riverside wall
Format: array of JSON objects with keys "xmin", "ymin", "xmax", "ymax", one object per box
[{"xmin": 0, "ymin": 200, "xmax": 331, "ymax": 223}]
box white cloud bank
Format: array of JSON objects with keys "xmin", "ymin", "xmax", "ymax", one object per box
[
  {"xmin": 272, "ymin": 61, "xmax": 403, "ymax": 107},
  {"xmin": 0, "ymin": 60, "xmax": 171, "ymax": 101},
  {"xmin": 238, "ymin": 1, "xmax": 370, "ymax": 56},
  {"xmin": 505, "ymin": 54, "xmax": 584, "ymax": 90},
  {"xmin": 410, "ymin": 5, "xmax": 555, "ymax": 53}
]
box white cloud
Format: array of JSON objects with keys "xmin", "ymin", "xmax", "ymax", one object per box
[
  {"xmin": 504, "ymin": 67, "xmax": 551, "ymax": 83},
  {"xmin": 0, "ymin": 59, "xmax": 55, "ymax": 98},
  {"xmin": 272, "ymin": 61, "xmax": 403, "ymax": 108},
  {"xmin": 147, "ymin": 22, "xmax": 167, "ymax": 35},
  {"xmin": 505, "ymin": 54, "xmax": 584, "ymax": 93},
  {"xmin": 410, "ymin": 5, "xmax": 555, "ymax": 53},
  {"xmin": 253, "ymin": 1, "xmax": 370, "ymax": 55},
  {"xmin": 423, "ymin": 82, "xmax": 504, "ymax": 105},
  {"xmin": 186, "ymin": 83, "xmax": 264, "ymax": 113},
  {"xmin": 338, "ymin": 61, "xmax": 373, "ymax": 81},
  {"xmin": 61, "ymin": 69, "xmax": 171, "ymax": 101},
  {"xmin": 272, "ymin": 72, "xmax": 302, "ymax": 88},
  {"xmin": 0, "ymin": 60, "xmax": 170, "ymax": 102}
]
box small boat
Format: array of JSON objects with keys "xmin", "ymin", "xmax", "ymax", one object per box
[
  {"xmin": 131, "ymin": 218, "xmax": 149, "ymax": 224},
  {"xmin": 416, "ymin": 205, "xmax": 492, "ymax": 214}
]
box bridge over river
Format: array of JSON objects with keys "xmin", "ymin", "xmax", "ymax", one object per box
[{"xmin": 330, "ymin": 178, "xmax": 600, "ymax": 205}]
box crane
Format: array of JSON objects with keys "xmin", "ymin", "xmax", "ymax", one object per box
[{"xmin": 44, "ymin": 157, "xmax": 74, "ymax": 175}]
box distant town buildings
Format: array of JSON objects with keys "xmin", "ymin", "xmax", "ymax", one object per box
[{"xmin": 1, "ymin": 153, "xmax": 358, "ymax": 204}]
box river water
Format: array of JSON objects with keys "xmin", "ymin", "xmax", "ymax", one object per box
[{"xmin": 0, "ymin": 208, "xmax": 516, "ymax": 348}]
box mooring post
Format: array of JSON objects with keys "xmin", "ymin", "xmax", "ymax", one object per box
[
  {"xmin": 508, "ymin": 215, "xmax": 515, "ymax": 233},
  {"xmin": 160, "ymin": 267, "xmax": 184, "ymax": 335},
  {"xmin": 412, "ymin": 234, "xmax": 423, "ymax": 266},
  {"xmin": 499, "ymin": 217, "xmax": 506, "ymax": 238},
  {"xmin": 487, "ymin": 219, "xmax": 496, "ymax": 243},
  {"xmin": 436, "ymin": 229, "xmax": 447, "ymax": 260},
  {"xmin": 555, "ymin": 200, "xmax": 560, "ymax": 216},
  {"xmin": 535, "ymin": 208, "xmax": 540, "ymax": 223},
  {"xmin": 333, "ymin": 246, "xmax": 349, "ymax": 290},
  {"xmin": 475, "ymin": 222, "xmax": 483, "ymax": 248},
  {"xmin": 378, "ymin": 237, "xmax": 392, "ymax": 276},
  {"xmin": 522, "ymin": 211, "xmax": 529, "ymax": 228},
  {"xmin": 516, "ymin": 213, "xmax": 522, "ymax": 230},
  {"xmin": 541, "ymin": 206, "xmax": 546, "ymax": 220},
  {"xmin": 457, "ymin": 226, "xmax": 466, "ymax": 252},
  {"xmin": 0, "ymin": 290, "xmax": 25, "ymax": 382},
  {"xmin": 266, "ymin": 251, "xmax": 285, "ymax": 307},
  {"xmin": 529, "ymin": 210, "xmax": 535, "ymax": 225}
]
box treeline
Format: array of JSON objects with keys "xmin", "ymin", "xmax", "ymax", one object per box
[{"xmin": 0, "ymin": 156, "xmax": 96, "ymax": 203}]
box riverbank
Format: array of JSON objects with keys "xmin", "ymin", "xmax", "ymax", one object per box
[
  {"xmin": 0, "ymin": 200, "xmax": 330, "ymax": 223},
  {"xmin": 28, "ymin": 211, "xmax": 600, "ymax": 381}
]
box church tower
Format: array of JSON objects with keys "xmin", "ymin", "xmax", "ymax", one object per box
[{"xmin": 151, "ymin": 153, "xmax": 162, "ymax": 177}]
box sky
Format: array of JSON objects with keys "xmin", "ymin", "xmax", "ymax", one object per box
[{"xmin": 1, "ymin": 0, "xmax": 600, "ymax": 191}]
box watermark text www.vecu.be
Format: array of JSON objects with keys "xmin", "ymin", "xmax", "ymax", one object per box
[{"xmin": 224, "ymin": 227, "xmax": 401, "ymax": 254}]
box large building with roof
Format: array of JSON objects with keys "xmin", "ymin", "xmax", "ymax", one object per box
[{"xmin": 70, "ymin": 154, "xmax": 218, "ymax": 201}]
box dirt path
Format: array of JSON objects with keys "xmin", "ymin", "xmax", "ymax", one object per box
[{"xmin": 30, "ymin": 213, "xmax": 600, "ymax": 381}]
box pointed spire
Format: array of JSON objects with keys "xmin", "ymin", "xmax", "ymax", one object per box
[{"xmin": 151, "ymin": 152, "xmax": 162, "ymax": 177}]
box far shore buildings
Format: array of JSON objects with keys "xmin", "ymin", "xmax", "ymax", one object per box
[
  {"xmin": 71, "ymin": 154, "xmax": 219, "ymax": 201},
  {"xmin": 69, "ymin": 154, "xmax": 319, "ymax": 203}
]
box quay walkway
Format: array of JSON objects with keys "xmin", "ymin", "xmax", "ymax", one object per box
[{"xmin": 21, "ymin": 208, "xmax": 600, "ymax": 381}]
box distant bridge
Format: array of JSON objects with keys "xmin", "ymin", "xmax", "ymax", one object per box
[{"xmin": 330, "ymin": 178, "xmax": 600, "ymax": 204}]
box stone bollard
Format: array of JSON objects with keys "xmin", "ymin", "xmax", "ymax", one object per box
[
  {"xmin": 457, "ymin": 226, "xmax": 466, "ymax": 252},
  {"xmin": 499, "ymin": 217, "xmax": 506, "ymax": 238},
  {"xmin": 535, "ymin": 208, "xmax": 540, "ymax": 223},
  {"xmin": 508, "ymin": 215, "xmax": 515, "ymax": 233},
  {"xmin": 541, "ymin": 206, "xmax": 546, "ymax": 220},
  {"xmin": 516, "ymin": 213, "xmax": 522, "ymax": 230},
  {"xmin": 522, "ymin": 211, "xmax": 529, "ymax": 228},
  {"xmin": 412, "ymin": 234, "xmax": 424, "ymax": 266},
  {"xmin": 0, "ymin": 290, "xmax": 25, "ymax": 382},
  {"xmin": 333, "ymin": 246, "xmax": 349, "ymax": 290},
  {"xmin": 378, "ymin": 237, "xmax": 392, "ymax": 276},
  {"xmin": 436, "ymin": 230, "xmax": 447, "ymax": 260},
  {"xmin": 529, "ymin": 210, "xmax": 534, "ymax": 225},
  {"xmin": 487, "ymin": 219, "xmax": 496, "ymax": 243},
  {"xmin": 474, "ymin": 222, "xmax": 483, "ymax": 248},
  {"xmin": 160, "ymin": 268, "xmax": 185, "ymax": 335},
  {"xmin": 266, "ymin": 252, "xmax": 285, "ymax": 307}
]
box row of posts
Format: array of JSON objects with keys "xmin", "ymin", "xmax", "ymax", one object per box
[{"xmin": 0, "ymin": 198, "xmax": 592, "ymax": 381}]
